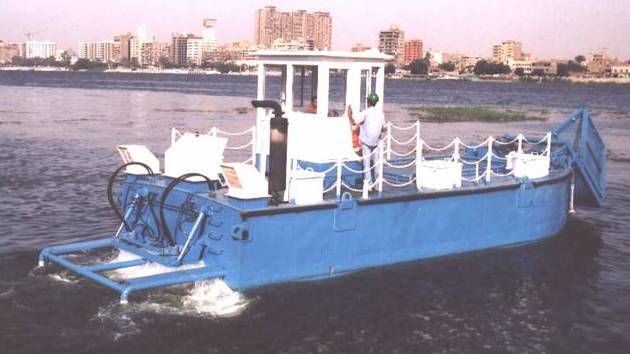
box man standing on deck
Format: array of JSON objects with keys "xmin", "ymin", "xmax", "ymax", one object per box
[{"xmin": 348, "ymin": 93, "xmax": 386, "ymax": 189}]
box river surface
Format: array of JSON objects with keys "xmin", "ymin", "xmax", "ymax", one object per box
[{"xmin": 0, "ymin": 71, "xmax": 629, "ymax": 354}]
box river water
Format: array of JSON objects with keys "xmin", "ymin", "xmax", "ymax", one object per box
[{"xmin": 0, "ymin": 72, "xmax": 629, "ymax": 353}]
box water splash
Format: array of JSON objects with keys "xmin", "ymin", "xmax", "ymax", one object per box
[
  {"xmin": 181, "ymin": 279, "xmax": 249, "ymax": 317},
  {"xmin": 48, "ymin": 272, "xmax": 80, "ymax": 284},
  {"xmin": 106, "ymin": 250, "xmax": 205, "ymax": 280}
]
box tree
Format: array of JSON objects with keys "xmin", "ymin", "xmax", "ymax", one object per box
[
  {"xmin": 384, "ymin": 63, "xmax": 396, "ymax": 75},
  {"xmin": 567, "ymin": 60, "xmax": 586, "ymax": 73},
  {"xmin": 575, "ymin": 55, "xmax": 586, "ymax": 64},
  {"xmin": 557, "ymin": 63, "xmax": 569, "ymax": 77},
  {"xmin": 474, "ymin": 60, "xmax": 489, "ymax": 75},
  {"xmin": 514, "ymin": 67, "xmax": 525, "ymax": 77},
  {"xmin": 408, "ymin": 59, "xmax": 429, "ymax": 75},
  {"xmin": 439, "ymin": 62, "xmax": 456, "ymax": 72}
]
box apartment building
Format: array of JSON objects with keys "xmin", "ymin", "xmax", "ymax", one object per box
[
  {"xmin": 403, "ymin": 39, "xmax": 423, "ymax": 64},
  {"xmin": 255, "ymin": 6, "xmax": 332, "ymax": 50},
  {"xmin": 21, "ymin": 41, "xmax": 57, "ymax": 59},
  {"xmin": 79, "ymin": 41, "xmax": 119, "ymax": 62},
  {"xmin": 492, "ymin": 40, "xmax": 523, "ymax": 64},
  {"xmin": 378, "ymin": 25, "xmax": 405, "ymax": 64},
  {"xmin": 0, "ymin": 41, "xmax": 20, "ymax": 64}
]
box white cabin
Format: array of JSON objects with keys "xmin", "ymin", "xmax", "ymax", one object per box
[{"xmin": 253, "ymin": 50, "xmax": 391, "ymax": 171}]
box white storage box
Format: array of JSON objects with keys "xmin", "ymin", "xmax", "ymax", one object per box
[
  {"xmin": 506, "ymin": 152, "xmax": 550, "ymax": 179},
  {"xmin": 164, "ymin": 133, "xmax": 227, "ymax": 181},
  {"xmin": 288, "ymin": 169, "xmax": 325, "ymax": 205},
  {"xmin": 417, "ymin": 160, "xmax": 463, "ymax": 190},
  {"xmin": 116, "ymin": 145, "xmax": 160, "ymax": 174}
]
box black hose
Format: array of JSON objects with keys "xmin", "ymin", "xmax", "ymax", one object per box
[
  {"xmin": 107, "ymin": 162, "xmax": 154, "ymax": 232},
  {"xmin": 159, "ymin": 173, "xmax": 214, "ymax": 246}
]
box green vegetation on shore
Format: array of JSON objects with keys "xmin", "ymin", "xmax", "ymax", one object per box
[{"xmin": 407, "ymin": 106, "xmax": 548, "ymax": 123}]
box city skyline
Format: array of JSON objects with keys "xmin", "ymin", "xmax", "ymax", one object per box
[{"xmin": 1, "ymin": 0, "xmax": 629, "ymax": 59}]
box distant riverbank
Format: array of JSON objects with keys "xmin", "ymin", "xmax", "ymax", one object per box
[{"xmin": 3, "ymin": 66, "xmax": 630, "ymax": 85}]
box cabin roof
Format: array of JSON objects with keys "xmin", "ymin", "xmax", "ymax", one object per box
[{"xmin": 254, "ymin": 50, "xmax": 392, "ymax": 64}]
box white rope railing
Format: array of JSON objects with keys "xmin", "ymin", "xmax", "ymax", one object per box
[
  {"xmin": 389, "ymin": 146, "xmax": 417, "ymax": 157},
  {"xmin": 422, "ymin": 139, "xmax": 457, "ymax": 152},
  {"xmin": 390, "ymin": 122, "xmax": 419, "ymax": 131},
  {"xmin": 281, "ymin": 120, "xmax": 553, "ymax": 201},
  {"xmin": 224, "ymin": 141, "xmax": 254, "ymax": 150},
  {"xmin": 390, "ymin": 135, "xmax": 417, "ymax": 146}
]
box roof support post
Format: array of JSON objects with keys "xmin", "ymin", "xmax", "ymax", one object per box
[
  {"xmin": 375, "ymin": 65, "xmax": 385, "ymax": 113},
  {"xmin": 284, "ymin": 64, "xmax": 294, "ymax": 112},
  {"xmin": 317, "ymin": 64, "xmax": 330, "ymax": 118}
]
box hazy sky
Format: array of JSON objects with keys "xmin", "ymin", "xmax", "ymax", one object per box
[{"xmin": 1, "ymin": 0, "xmax": 629, "ymax": 59}]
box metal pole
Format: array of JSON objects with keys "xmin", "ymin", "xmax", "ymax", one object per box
[
  {"xmin": 453, "ymin": 137, "xmax": 460, "ymax": 162},
  {"xmin": 377, "ymin": 142, "xmax": 384, "ymax": 193},
  {"xmin": 486, "ymin": 137, "xmax": 493, "ymax": 182},
  {"xmin": 416, "ymin": 123, "xmax": 422, "ymax": 191},
  {"xmin": 336, "ymin": 159, "xmax": 342, "ymax": 197},
  {"xmin": 569, "ymin": 172, "xmax": 576, "ymax": 214},
  {"xmin": 386, "ymin": 122, "xmax": 392, "ymax": 160},
  {"xmin": 114, "ymin": 195, "xmax": 139, "ymax": 238},
  {"xmin": 177, "ymin": 211, "xmax": 206, "ymax": 263}
]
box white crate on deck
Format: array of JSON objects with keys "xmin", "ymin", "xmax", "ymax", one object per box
[
  {"xmin": 506, "ymin": 152, "xmax": 550, "ymax": 179},
  {"xmin": 288, "ymin": 168, "xmax": 325, "ymax": 205},
  {"xmin": 417, "ymin": 159, "xmax": 463, "ymax": 190},
  {"xmin": 164, "ymin": 133, "xmax": 227, "ymax": 181},
  {"xmin": 116, "ymin": 145, "xmax": 160, "ymax": 174}
]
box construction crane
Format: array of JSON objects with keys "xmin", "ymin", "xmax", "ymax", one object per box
[{"xmin": 24, "ymin": 31, "xmax": 39, "ymax": 41}]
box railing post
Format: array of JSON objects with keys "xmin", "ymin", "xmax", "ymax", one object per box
[
  {"xmin": 545, "ymin": 132, "xmax": 552, "ymax": 157},
  {"xmin": 377, "ymin": 141, "xmax": 384, "ymax": 194},
  {"xmin": 171, "ymin": 128, "xmax": 177, "ymax": 147},
  {"xmin": 251, "ymin": 126, "xmax": 256, "ymax": 166},
  {"xmin": 386, "ymin": 122, "xmax": 392, "ymax": 160},
  {"xmin": 210, "ymin": 127, "xmax": 217, "ymax": 137},
  {"xmin": 362, "ymin": 179, "xmax": 369, "ymax": 199},
  {"xmin": 416, "ymin": 122, "xmax": 422, "ymax": 191},
  {"xmin": 453, "ymin": 137, "xmax": 460, "ymax": 162},
  {"xmin": 517, "ymin": 134, "xmax": 523, "ymax": 154},
  {"xmin": 486, "ymin": 136, "xmax": 494, "ymax": 182},
  {"xmin": 336, "ymin": 159, "xmax": 342, "ymax": 197}
]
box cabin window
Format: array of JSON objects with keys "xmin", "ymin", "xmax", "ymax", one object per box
[
  {"xmin": 328, "ymin": 69, "xmax": 348, "ymax": 117},
  {"xmin": 292, "ymin": 66, "xmax": 318, "ymax": 113},
  {"xmin": 263, "ymin": 65, "xmax": 285, "ymax": 104}
]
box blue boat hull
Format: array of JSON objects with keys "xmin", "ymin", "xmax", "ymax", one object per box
[{"xmin": 227, "ymin": 171, "xmax": 571, "ymax": 289}]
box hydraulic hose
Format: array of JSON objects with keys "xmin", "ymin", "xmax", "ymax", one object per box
[
  {"xmin": 107, "ymin": 162, "xmax": 154, "ymax": 232},
  {"xmin": 159, "ymin": 173, "xmax": 214, "ymax": 247}
]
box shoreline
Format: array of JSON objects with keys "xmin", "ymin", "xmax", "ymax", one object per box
[
  {"xmin": 0, "ymin": 66, "xmax": 257, "ymax": 76},
  {"xmin": 2, "ymin": 66, "xmax": 630, "ymax": 84}
]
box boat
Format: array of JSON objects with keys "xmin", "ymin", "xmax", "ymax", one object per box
[{"xmin": 38, "ymin": 51, "xmax": 607, "ymax": 303}]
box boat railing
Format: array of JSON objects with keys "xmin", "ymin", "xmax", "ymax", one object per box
[{"xmin": 287, "ymin": 122, "xmax": 553, "ymax": 199}]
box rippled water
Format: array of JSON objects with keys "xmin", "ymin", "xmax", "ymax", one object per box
[{"xmin": 1, "ymin": 72, "xmax": 629, "ymax": 353}]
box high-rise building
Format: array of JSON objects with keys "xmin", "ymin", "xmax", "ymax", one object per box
[
  {"xmin": 79, "ymin": 40, "xmax": 119, "ymax": 62},
  {"xmin": 378, "ymin": 25, "xmax": 405, "ymax": 64},
  {"xmin": 492, "ymin": 40, "xmax": 523, "ymax": 64},
  {"xmin": 403, "ymin": 39, "xmax": 423, "ymax": 64},
  {"xmin": 21, "ymin": 41, "xmax": 57, "ymax": 59},
  {"xmin": 255, "ymin": 6, "xmax": 332, "ymax": 50},
  {"xmin": 0, "ymin": 41, "xmax": 19, "ymax": 64},
  {"xmin": 202, "ymin": 19, "xmax": 218, "ymax": 61},
  {"xmin": 186, "ymin": 36, "xmax": 203, "ymax": 66},
  {"xmin": 116, "ymin": 33, "xmax": 133, "ymax": 62},
  {"xmin": 171, "ymin": 33, "xmax": 189, "ymax": 66}
]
